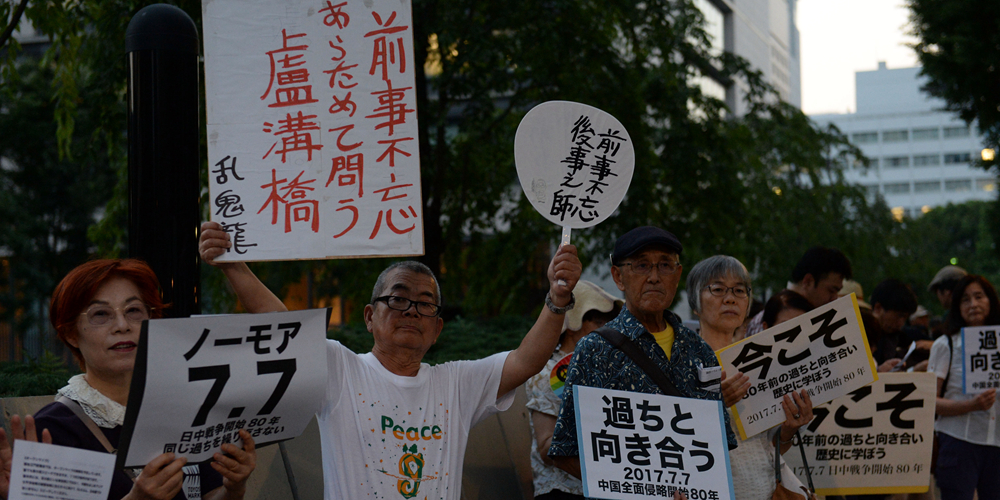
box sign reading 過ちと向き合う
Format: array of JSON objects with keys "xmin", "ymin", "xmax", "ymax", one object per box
[
  {"xmin": 961, "ymin": 325, "xmax": 1000, "ymax": 393},
  {"xmin": 574, "ymin": 385, "xmax": 734, "ymax": 500},
  {"xmin": 203, "ymin": 0, "xmax": 422, "ymax": 261}
]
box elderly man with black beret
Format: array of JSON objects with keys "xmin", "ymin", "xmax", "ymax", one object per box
[{"xmin": 548, "ymin": 226, "xmax": 737, "ymax": 483}]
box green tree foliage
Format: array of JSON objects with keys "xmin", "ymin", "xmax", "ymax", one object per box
[
  {"xmin": 0, "ymin": 352, "xmax": 78, "ymax": 397},
  {"xmin": 908, "ymin": 0, "xmax": 1000, "ymax": 149},
  {"xmin": 889, "ymin": 201, "xmax": 1000, "ymax": 314},
  {"xmin": 2, "ymin": 0, "xmax": 893, "ymax": 324},
  {"xmin": 411, "ymin": 0, "xmax": 882, "ymax": 308},
  {"xmin": 0, "ymin": 62, "xmax": 117, "ymax": 340}
]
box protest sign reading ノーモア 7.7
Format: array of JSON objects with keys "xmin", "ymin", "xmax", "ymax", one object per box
[{"xmin": 117, "ymin": 310, "xmax": 329, "ymax": 468}]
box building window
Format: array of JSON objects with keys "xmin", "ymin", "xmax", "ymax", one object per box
[
  {"xmin": 693, "ymin": 0, "xmax": 725, "ymax": 58},
  {"xmin": 943, "ymin": 126, "xmax": 971, "ymax": 138},
  {"xmin": 944, "ymin": 179, "xmax": 972, "ymax": 192},
  {"xmin": 865, "ymin": 185, "xmax": 879, "ymax": 198},
  {"xmin": 883, "ymin": 182, "xmax": 910, "ymax": 194},
  {"xmin": 913, "ymin": 154, "xmax": 940, "ymax": 167},
  {"xmin": 914, "ymin": 180, "xmax": 941, "ymax": 193},
  {"xmin": 944, "ymin": 152, "xmax": 972, "ymax": 164},
  {"xmin": 882, "ymin": 130, "xmax": 909, "ymax": 142},
  {"xmin": 851, "ymin": 132, "xmax": 878, "ymax": 144},
  {"xmin": 977, "ymin": 179, "xmax": 996, "ymax": 192},
  {"xmin": 694, "ymin": 74, "xmax": 727, "ymax": 102},
  {"xmin": 883, "ymin": 156, "xmax": 910, "ymax": 168},
  {"xmin": 912, "ymin": 127, "xmax": 939, "ymax": 141}
]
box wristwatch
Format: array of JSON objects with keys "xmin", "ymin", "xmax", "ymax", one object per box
[{"xmin": 545, "ymin": 292, "xmax": 575, "ymax": 314}]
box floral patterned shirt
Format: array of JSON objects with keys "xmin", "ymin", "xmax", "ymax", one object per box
[{"xmin": 548, "ymin": 306, "xmax": 738, "ymax": 462}]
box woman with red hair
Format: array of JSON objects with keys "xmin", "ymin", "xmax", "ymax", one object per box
[{"xmin": 0, "ymin": 259, "xmax": 256, "ymax": 500}]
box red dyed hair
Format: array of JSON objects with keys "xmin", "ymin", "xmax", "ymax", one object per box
[{"xmin": 50, "ymin": 259, "xmax": 166, "ymax": 369}]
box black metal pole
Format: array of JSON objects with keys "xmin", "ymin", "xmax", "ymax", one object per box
[{"xmin": 126, "ymin": 4, "xmax": 200, "ymax": 318}]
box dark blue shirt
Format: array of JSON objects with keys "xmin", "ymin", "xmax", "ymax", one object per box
[
  {"xmin": 548, "ymin": 306, "xmax": 738, "ymax": 459},
  {"xmin": 33, "ymin": 401, "xmax": 222, "ymax": 500}
]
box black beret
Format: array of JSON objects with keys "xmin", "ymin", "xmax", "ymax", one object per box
[{"xmin": 611, "ymin": 226, "xmax": 682, "ymax": 265}]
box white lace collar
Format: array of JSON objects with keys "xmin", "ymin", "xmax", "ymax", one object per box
[{"xmin": 57, "ymin": 374, "xmax": 126, "ymax": 428}]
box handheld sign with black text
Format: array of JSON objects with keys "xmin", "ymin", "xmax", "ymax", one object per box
[
  {"xmin": 961, "ymin": 325, "xmax": 1000, "ymax": 393},
  {"xmin": 514, "ymin": 101, "xmax": 635, "ymax": 248},
  {"xmin": 783, "ymin": 373, "xmax": 936, "ymax": 495},
  {"xmin": 716, "ymin": 294, "xmax": 878, "ymax": 439},
  {"xmin": 118, "ymin": 309, "xmax": 329, "ymax": 468},
  {"xmin": 574, "ymin": 385, "xmax": 734, "ymax": 500}
]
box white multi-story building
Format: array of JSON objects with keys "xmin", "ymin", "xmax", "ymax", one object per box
[
  {"xmin": 695, "ymin": 0, "xmax": 802, "ymax": 113},
  {"xmin": 811, "ymin": 64, "xmax": 995, "ymax": 219}
]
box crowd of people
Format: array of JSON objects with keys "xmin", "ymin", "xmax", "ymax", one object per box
[{"xmin": 0, "ymin": 221, "xmax": 996, "ymax": 500}]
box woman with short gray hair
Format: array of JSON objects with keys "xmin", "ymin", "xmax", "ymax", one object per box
[{"xmin": 687, "ymin": 255, "xmax": 814, "ymax": 500}]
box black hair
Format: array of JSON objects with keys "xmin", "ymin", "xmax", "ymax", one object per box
[
  {"xmin": 947, "ymin": 275, "xmax": 1000, "ymax": 334},
  {"xmin": 582, "ymin": 304, "xmax": 622, "ymax": 326},
  {"xmin": 790, "ymin": 246, "xmax": 853, "ymax": 283},
  {"xmin": 762, "ymin": 290, "xmax": 814, "ymax": 329},
  {"xmin": 869, "ymin": 279, "xmax": 918, "ymax": 315}
]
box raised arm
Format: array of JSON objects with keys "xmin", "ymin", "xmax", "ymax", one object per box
[
  {"xmin": 497, "ymin": 244, "xmax": 581, "ymax": 399},
  {"xmin": 199, "ymin": 222, "xmax": 287, "ymax": 313}
]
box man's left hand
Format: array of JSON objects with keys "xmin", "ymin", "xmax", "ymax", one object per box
[{"xmin": 547, "ymin": 244, "xmax": 581, "ymax": 306}]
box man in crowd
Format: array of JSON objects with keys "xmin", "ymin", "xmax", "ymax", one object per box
[
  {"xmin": 547, "ymin": 226, "xmax": 737, "ymax": 479},
  {"xmin": 744, "ymin": 246, "xmax": 853, "ymax": 336},
  {"xmin": 198, "ymin": 221, "xmax": 581, "ymax": 500},
  {"xmin": 865, "ymin": 278, "xmax": 919, "ymax": 370},
  {"xmin": 928, "ymin": 265, "xmax": 967, "ymax": 312}
]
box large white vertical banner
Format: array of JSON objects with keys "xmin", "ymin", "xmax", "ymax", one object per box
[{"xmin": 203, "ymin": 0, "xmax": 423, "ymax": 261}]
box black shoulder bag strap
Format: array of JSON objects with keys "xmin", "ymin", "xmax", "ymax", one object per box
[
  {"xmin": 55, "ymin": 395, "xmax": 138, "ymax": 481},
  {"xmin": 940, "ymin": 334, "xmax": 954, "ymax": 397},
  {"xmin": 596, "ymin": 326, "xmax": 683, "ymax": 398}
]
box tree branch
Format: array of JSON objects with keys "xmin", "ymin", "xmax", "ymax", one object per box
[{"xmin": 0, "ymin": 0, "xmax": 29, "ymax": 52}]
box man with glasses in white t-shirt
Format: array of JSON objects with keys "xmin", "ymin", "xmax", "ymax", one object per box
[{"xmin": 199, "ymin": 221, "xmax": 582, "ymax": 500}]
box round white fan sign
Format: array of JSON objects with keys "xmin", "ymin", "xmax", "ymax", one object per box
[{"xmin": 514, "ymin": 101, "xmax": 635, "ymax": 229}]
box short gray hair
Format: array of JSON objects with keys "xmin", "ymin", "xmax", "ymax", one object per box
[
  {"xmin": 685, "ymin": 255, "xmax": 752, "ymax": 314},
  {"xmin": 371, "ymin": 261, "xmax": 443, "ymax": 304}
]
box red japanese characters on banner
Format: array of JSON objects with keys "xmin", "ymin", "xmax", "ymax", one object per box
[{"xmin": 203, "ymin": 0, "xmax": 423, "ymax": 261}]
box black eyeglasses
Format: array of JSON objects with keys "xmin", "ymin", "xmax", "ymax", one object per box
[
  {"xmin": 703, "ymin": 284, "xmax": 751, "ymax": 299},
  {"xmin": 373, "ymin": 296, "xmax": 442, "ymax": 317},
  {"xmin": 620, "ymin": 260, "xmax": 680, "ymax": 276}
]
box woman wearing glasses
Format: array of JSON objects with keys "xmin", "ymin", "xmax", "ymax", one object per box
[
  {"xmin": 0, "ymin": 259, "xmax": 256, "ymax": 500},
  {"xmin": 687, "ymin": 256, "xmax": 813, "ymax": 500},
  {"xmin": 928, "ymin": 275, "xmax": 1000, "ymax": 500}
]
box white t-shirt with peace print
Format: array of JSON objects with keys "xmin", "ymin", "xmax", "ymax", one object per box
[{"xmin": 317, "ymin": 340, "xmax": 512, "ymax": 500}]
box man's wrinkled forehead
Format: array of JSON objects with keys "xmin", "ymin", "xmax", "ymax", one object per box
[{"xmin": 384, "ymin": 269, "xmax": 438, "ymax": 301}]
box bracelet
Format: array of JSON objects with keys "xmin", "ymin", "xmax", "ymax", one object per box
[{"xmin": 545, "ymin": 292, "xmax": 575, "ymax": 314}]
